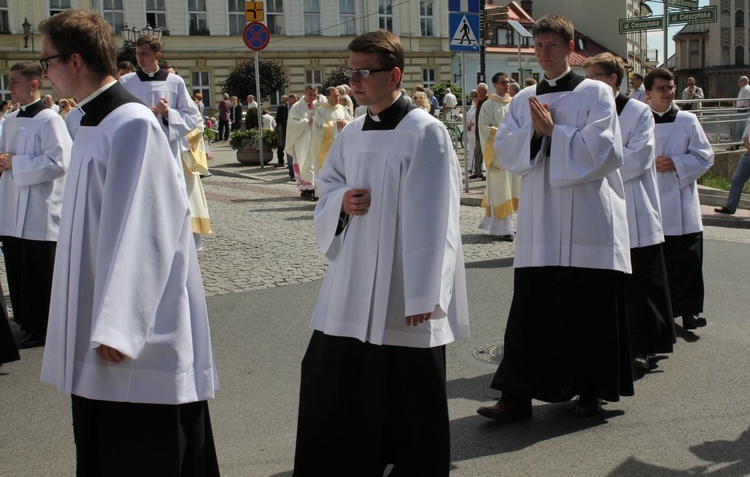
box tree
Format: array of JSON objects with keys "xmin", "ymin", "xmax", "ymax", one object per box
[
  {"xmin": 431, "ymin": 81, "xmax": 463, "ymax": 107},
  {"xmin": 322, "ymin": 61, "xmax": 350, "ymax": 91},
  {"xmin": 221, "ymin": 58, "xmax": 287, "ymax": 102}
]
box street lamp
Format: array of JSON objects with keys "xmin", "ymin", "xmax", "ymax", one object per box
[{"xmin": 22, "ymin": 17, "xmax": 32, "ymax": 49}]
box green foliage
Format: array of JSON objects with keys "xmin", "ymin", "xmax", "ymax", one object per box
[
  {"xmin": 245, "ymin": 107, "xmax": 259, "ymax": 130},
  {"xmin": 204, "ymin": 128, "xmax": 215, "ymax": 142},
  {"xmin": 229, "ymin": 128, "xmax": 277, "ymax": 151},
  {"xmin": 221, "ymin": 59, "xmax": 287, "ymax": 103},
  {"xmin": 431, "ymin": 81, "xmax": 463, "ymax": 106},
  {"xmin": 322, "ymin": 61, "xmax": 350, "ymax": 91},
  {"xmin": 698, "ymin": 172, "xmax": 749, "ymax": 193}
]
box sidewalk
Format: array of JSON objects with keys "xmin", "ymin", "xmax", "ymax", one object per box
[{"xmin": 207, "ymin": 141, "xmax": 750, "ymax": 229}]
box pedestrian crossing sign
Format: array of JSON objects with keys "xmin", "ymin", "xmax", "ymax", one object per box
[
  {"xmin": 449, "ymin": 13, "xmax": 480, "ymax": 52},
  {"xmin": 448, "ymin": 0, "xmax": 480, "ymax": 13}
]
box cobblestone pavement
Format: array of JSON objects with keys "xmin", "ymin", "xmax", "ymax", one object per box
[{"xmin": 197, "ymin": 174, "xmax": 750, "ymax": 297}]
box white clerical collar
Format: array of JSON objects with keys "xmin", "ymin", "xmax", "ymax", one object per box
[
  {"xmin": 143, "ymin": 67, "xmax": 160, "ymax": 77},
  {"xmin": 543, "ymin": 67, "xmax": 572, "ymax": 87},
  {"xmin": 651, "ymin": 103, "xmax": 675, "ymax": 117},
  {"xmin": 76, "ymin": 80, "xmax": 119, "ymax": 109},
  {"xmin": 19, "ymin": 98, "xmax": 42, "ymax": 111},
  {"xmin": 368, "ymin": 95, "xmax": 401, "ymax": 121}
]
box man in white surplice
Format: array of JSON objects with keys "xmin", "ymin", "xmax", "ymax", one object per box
[
  {"xmin": 310, "ymin": 86, "xmax": 352, "ymax": 170},
  {"xmin": 477, "ymin": 14, "xmax": 633, "ymax": 424},
  {"xmin": 38, "ymin": 10, "xmax": 219, "ymax": 474},
  {"xmin": 293, "ymin": 30, "xmax": 469, "ymax": 477}
]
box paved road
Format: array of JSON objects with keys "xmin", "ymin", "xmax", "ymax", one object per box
[{"xmin": 2, "ymin": 146, "xmax": 750, "ymax": 476}]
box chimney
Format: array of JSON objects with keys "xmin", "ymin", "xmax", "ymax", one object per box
[{"xmin": 521, "ymin": 0, "xmax": 533, "ymax": 17}]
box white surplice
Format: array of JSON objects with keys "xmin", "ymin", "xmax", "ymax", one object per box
[
  {"xmin": 496, "ymin": 75, "xmax": 631, "ymax": 273},
  {"xmin": 653, "ymin": 108, "xmax": 714, "ymax": 236},
  {"xmin": 312, "ymin": 109, "xmax": 470, "ymax": 348},
  {"xmin": 311, "ymin": 102, "xmax": 351, "ymax": 169},
  {"xmin": 41, "ymin": 83, "xmax": 217, "ymax": 405},
  {"xmin": 617, "ymin": 95, "xmax": 664, "ymax": 248},
  {"xmin": 0, "ymin": 105, "xmax": 71, "ymax": 241},
  {"xmin": 285, "ymin": 96, "xmax": 323, "ymax": 183},
  {"xmin": 120, "ymin": 70, "xmax": 200, "ymax": 163}
]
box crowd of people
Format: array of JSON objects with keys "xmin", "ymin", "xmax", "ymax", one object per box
[{"xmin": 0, "ymin": 8, "xmax": 728, "ymax": 477}]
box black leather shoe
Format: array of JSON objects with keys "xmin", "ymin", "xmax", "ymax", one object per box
[
  {"xmin": 714, "ymin": 207, "xmax": 735, "ymax": 215},
  {"xmin": 499, "ymin": 234, "xmax": 515, "ymax": 242},
  {"xmin": 682, "ymin": 314, "xmax": 707, "ymax": 330},
  {"xmin": 476, "ymin": 400, "xmax": 532, "ymax": 423},
  {"xmin": 574, "ymin": 395, "xmax": 602, "ymax": 417},
  {"xmin": 632, "ymin": 353, "xmax": 649, "ymax": 371},
  {"xmin": 19, "ymin": 333, "xmax": 45, "ymax": 349}
]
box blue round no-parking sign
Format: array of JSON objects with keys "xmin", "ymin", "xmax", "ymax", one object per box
[{"xmin": 243, "ymin": 21, "xmax": 270, "ymax": 51}]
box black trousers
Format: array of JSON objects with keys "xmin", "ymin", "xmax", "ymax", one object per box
[
  {"xmin": 0, "ymin": 279, "xmax": 19, "ymax": 364},
  {"xmin": 71, "ymin": 395, "xmax": 220, "ymax": 477},
  {"xmin": 0, "ymin": 236, "xmax": 56, "ymax": 335},
  {"xmin": 626, "ymin": 244, "xmax": 675, "ymax": 354},
  {"xmin": 217, "ymin": 119, "xmax": 230, "ymax": 141},
  {"xmin": 663, "ymin": 232, "xmax": 704, "ymax": 317},
  {"xmin": 294, "ymin": 331, "xmax": 450, "ymax": 477},
  {"xmin": 491, "ymin": 267, "xmax": 634, "ymax": 403}
]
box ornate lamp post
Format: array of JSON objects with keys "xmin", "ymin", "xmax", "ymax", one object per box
[{"xmin": 22, "ymin": 17, "xmax": 32, "ymax": 49}]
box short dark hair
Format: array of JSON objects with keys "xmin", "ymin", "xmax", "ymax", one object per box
[
  {"xmin": 581, "ymin": 52, "xmax": 625, "ymax": 87},
  {"xmin": 117, "ymin": 61, "xmax": 135, "ymax": 72},
  {"xmin": 10, "ymin": 62, "xmax": 43, "ymax": 83},
  {"xmin": 631, "ymin": 73, "xmax": 644, "ymax": 81},
  {"xmin": 325, "ymin": 86, "xmax": 338, "ymax": 96},
  {"xmin": 348, "ymin": 30, "xmax": 405, "ymax": 87},
  {"xmin": 491, "ymin": 72, "xmax": 509, "ymax": 84},
  {"xmin": 136, "ymin": 35, "xmax": 163, "ymax": 53},
  {"xmin": 644, "ymin": 68, "xmax": 674, "ymax": 91},
  {"xmin": 38, "ymin": 9, "xmax": 116, "ymax": 78},
  {"xmin": 531, "ymin": 14, "xmax": 575, "ymax": 44}
]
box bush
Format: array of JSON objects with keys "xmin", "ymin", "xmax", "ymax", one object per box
[
  {"xmin": 245, "ymin": 107, "xmax": 259, "ymax": 130},
  {"xmin": 229, "ymin": 128, "xmax": 277, "ymax": 151}
]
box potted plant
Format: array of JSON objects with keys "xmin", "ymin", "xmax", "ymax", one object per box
[{"xmin": 230, "ymin": 127, "xmax": 277, "ymax": 165}]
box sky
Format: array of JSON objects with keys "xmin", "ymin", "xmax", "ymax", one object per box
[{"xmin": 646, "ymin": 0, "xmax": 711, "ymax": 63}]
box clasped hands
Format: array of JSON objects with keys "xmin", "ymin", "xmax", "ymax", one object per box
[
  {"xmin": 151, "ymin": 97, "xmax": 169, "ymax": 118},
  {"xmin": 529, "ymin": 97, "xmax": 553, "ymax": 139},
  {"xmin": 0, "ymin": 152, "xmax": 13, "ymax": 171}
]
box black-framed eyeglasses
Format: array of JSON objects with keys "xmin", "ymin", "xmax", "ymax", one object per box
[
  {"xmin": 585, "ymin": 73, "xmax": 611, "ymax": 79},
  {"xmin": 342, "ymin": 67, "xmax": 393, "ymax": 79},
  {"xmin": 39, "ymin": 53, "xmax": 69, "ymax": 72}
]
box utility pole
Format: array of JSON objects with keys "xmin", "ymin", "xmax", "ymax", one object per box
[{"xmin": 477, "ymin": 0, "xmax": 486, "ymax": 84}]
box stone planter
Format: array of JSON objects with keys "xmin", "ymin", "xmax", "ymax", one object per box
[{"xmin": 235, "ymin": 149, "xmax": 276, "ymax": 166}]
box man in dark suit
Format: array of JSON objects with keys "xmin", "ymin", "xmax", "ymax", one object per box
[
  {"xmin": 230, "ymin": 96, "xmax": 242, "ymax": 132},
  {"xmin": 275, "ymin": 95, "xmax": 290, "ymax": 170}
]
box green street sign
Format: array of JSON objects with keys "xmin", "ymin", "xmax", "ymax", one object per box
[
  {"xmin": 619, "ymin": 17, "xmax": 664, "ymax": 34},
  {"xmin": 668, "ymin": 0, "xmax": 698, "ymax": 9},
  {"xmin": 668, "ymin": 5, "xmax": 717, "ymax": 24}
]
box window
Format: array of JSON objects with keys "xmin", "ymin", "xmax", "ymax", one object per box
[
  {"xmin": 0, "ymin": 74, "xmax": 9, "ymax": 101},
  {"xmin": 423, "ymin": 68, "xmax": 436, "ymax": 87},
  {"xmin": 188, "ymin": 0, "xmax": 209, "ymax": 35},
  {"xmin": 192, "ymin": 72, "xmax": 211, "ymax": 108},
  {"xmin": 736, "ymin": 45, "xmax": 745, "ymax": 65},
  {"xmin": 736, "ymin": 9, "xmax": 744, "ymax": 28},
  {"xmin": 420, "ymin": 1, "xmax": 434, "ymax": 37},
  {"xmin": 306, "ymin": 70, "xmax": 323, "ymax": 89},
  {"xmin": 304, "ymin": 0, "xmax": 320, "ymax": 35},
  {"xmin": 0, "ymin": 0, "xmax": 8, "ymax": 33},
  {"xmin": 379, "ymin": 0, "xmax": 393, "ymax": 32},
  {"xmin": 102, "ymin": 0, "xmax": 124, "ymax": 33},
  {"xmin": 267, "ymin": 0, "xmax": 284, "ymax": 35},
  {"xmin": 505, "ymin": 29, "xmax": 515, "ymax": 46},
  {"xmin": 228, "ymin": 0, "xmax": 244, "ymax": 35},
  {"xmin": 146, "ymin": 0, "xmax": 167, "ymax": 29},
  {"xmin": 50, "ymin": 0, "xmax": 71, "ymax": 16},
  {"xmin": 339, "ymin": 0, "xmax": 356, "ymax": 36}
]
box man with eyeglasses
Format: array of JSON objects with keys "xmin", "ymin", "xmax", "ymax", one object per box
[
  {"xmin": 477, "ymin": 72, "xmax": 520, "ymax": 240},
  {"xmin": 645, "ymin": 68, "xmax": 713, "ymax": 333},
  {"xmin": 0, "ymin": 62, "xmax": 71, "ymax": 349},
  {"xmin": 583, "ymin": 53, "xmax": 675, "ymax": 372},
  {"xmin": 294, "ymin": 30, "xmax": 469, "ymax": 477},
  {"xmin": 477, "ymin": 14, "xmax": 633, "ymax": 423},
  {"xmin": 310, "ymin": 86, "xmax": 351, "ymax": 173},
  {"xmin": 38, "ymin": 10, "xmax": 219, "ymax": 475}
]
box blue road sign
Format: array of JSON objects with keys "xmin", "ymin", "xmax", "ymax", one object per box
[
  {"xmin": 448, "ymin": 0, "xmax": 480, "ymax": 13},
  {"xmin": 243, "ymin": 21, "xmax": 270, "ymax": 51},
  {"xmin": 449, "ymin": 12, "xmax": 480, "ymax": 52}
]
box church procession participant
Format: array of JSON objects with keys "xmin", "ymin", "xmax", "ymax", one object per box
[
  {"xmin": 477, "ymin": 71, "xmax": 520, "ymax": 240},
  {"xmin": 583, "ymin": 53, "xmax": 675, "ymax": 372},
  {"xmin": 294, "ymin": 30, "xmax": 469, "ymax": 477},
  {"xmin": 285, "ymin": 84, "xmax": 324, "ymax": 200},
  {"xmin": 120, "ymin": 34, "xmax": 211, "ymax": 251},
  {"xmin": 476, "ymin": 14, "xmax": 633, "ymax": 422},
  {"xmin": 0, "ymin": 61, "xmax": 72, "ymax": 349},
  {"xmin": 38, "ymin": 10, "xmax": 219, "ymax": 475},
  {"xmin": 311, "ymin": 86, "xmax": 352, "ymax": 171},
  {"xmin": 645, "ymin": 68, "xmax": 714, "ymax": 332}
]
